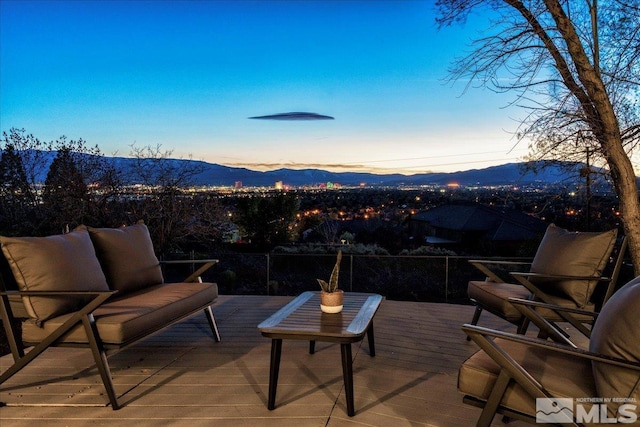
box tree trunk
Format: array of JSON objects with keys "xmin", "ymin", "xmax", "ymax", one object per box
[
  {"xmin": 437, "ymin": 1, "xmax": 640, "ymax": 273},
  {"xmin": 543, "ymin": 0, "xmax": 640, "ymax": 274},
  {"xmin": 606, "ymin": 140, "xmax": 640, "ymax": 275}
]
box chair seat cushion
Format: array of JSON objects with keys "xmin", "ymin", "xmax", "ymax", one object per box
[
  {"xmin": 458, "ymin": 337, "xmax": 597, "ymax": 417},
  {"xmin": 22, "ymin": 282, "xmax": 218, "ymax": 345},
  {"xmin": 468, "ymin": 281, "xmax": 531, "ymax": 322}
]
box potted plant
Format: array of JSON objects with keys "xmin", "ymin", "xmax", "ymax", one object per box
[{"xmin": 317, "ymin": 250, "xmax": 344, "ymax": 313}]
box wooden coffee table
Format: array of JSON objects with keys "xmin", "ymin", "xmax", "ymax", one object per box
[{"xmin": 258, "ymin": 291, "xmax": 383, "ymax": 416}]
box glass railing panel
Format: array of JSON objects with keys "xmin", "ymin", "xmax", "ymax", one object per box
[{"xmin": 163, "ymin": 252, "xmax": 532, "ymax": 303}]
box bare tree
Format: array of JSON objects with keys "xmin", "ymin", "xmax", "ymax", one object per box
[
  {"xmin": 436, "ymin": 0, "xmax": 640, "ymax": 272},
  {"xmin": 124, "ymin": 144, "xmax": 225, "ymax": 256},
  {"xmin": 317, "ymin": 219, "xmax": 342, "ymax": 244}
]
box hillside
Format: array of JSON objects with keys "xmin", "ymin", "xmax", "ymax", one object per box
[
  {"xmin": 2, "ymin": 150, "xmax": 611, "ymax": 187},
  {"xmin": 150, "ymin": 159, "xmax": 601, "ymax": 187}
]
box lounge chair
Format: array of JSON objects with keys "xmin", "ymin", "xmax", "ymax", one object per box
[
  {"xmin": 459, "ymin": 274, "xmax": 640, "ymax": 426},
  {"xmin": 466, "ymin": 224, "xmax": 625, "ymax": 338}
]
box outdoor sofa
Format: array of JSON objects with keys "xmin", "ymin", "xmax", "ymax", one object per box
[{"xmin": 0, "ymin": 222, "xmax": 220, "ymax": 409}]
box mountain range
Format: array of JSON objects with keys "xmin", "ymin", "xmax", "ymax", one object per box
[
  {"xmin": 114, "ymin": 157, "xmax": 603, "ymax": 188},
  {"xmin": 4, "ymin": 150, "xmax": 610, "ymax": 188}
]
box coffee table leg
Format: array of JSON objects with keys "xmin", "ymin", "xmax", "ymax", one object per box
[
  {"xmin": 309, "ymin": 340, "xmax": 315, "ymax": 354},
  {"xmin": 268, "ymin": 339, "xmax": 282, "ymax": 410},
  {"xmin": 340, "ymin": 343, "xmax": 355, "ymax": 416},
  {"xmin": 367, "ymin": 323, "xmax": 375, "ymax": 357}
]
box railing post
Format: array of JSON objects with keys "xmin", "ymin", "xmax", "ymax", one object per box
[
  {"xmin": 349, "ymin": 254, "xmax": 354, "ymax": 292},
  {"xmin": 266, "ymin": 253, "xmax": 270, "ymax": 295},
  {"xmin": 445, "ymin": 256, "xmax": 449, "ymax": 303}
]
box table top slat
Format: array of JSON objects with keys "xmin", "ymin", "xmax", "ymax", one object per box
[
  {"xmin": 348, "ymin": 294, "xmax": 383, "ymax": 334},
  {"xmin": 257, "ymin": 292, "xmax": 314, "ymax": 329}
]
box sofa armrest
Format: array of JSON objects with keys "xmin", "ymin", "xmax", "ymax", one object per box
[
  {"xmin": 0, "ymin": 289, "xmax": 118, "ymax": 324},
  {"xmin": 0, "ymin": 289, "xmax": 118, "ymax": 362},
  {"xmin": 160, "ymin": 259, "xmax": 219, "ymax": 283},
  {"xmin": 1, "ymin": 290, "xmax": 118, "ymax": 297}
]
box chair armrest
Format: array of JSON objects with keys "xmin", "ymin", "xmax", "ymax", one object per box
[
  {"xmin": 160, "ymin": 259, "xmax": 219, "ymax": 283},
  {"xmin": 463, "ymin": 323, "xmax": 640, "ymax": 371},
  {"xmin": 507, "ymin": 272, "xmax": 603, "ymax": 339},
  {"xmin": 462, "ymin": 323, "xmax": 640, "ymax": 416},
  {"xmin": 508, "ymin": 298, "xmax": 597, "ymax": 346},
  {"xmin": 468, "ymin": 260, "xmax": 532, "ymax": 267},
  {"xmin": 510, "ymin": 271, "xmax": 609, "ymax": 303},
  {"xmin": 509, "ymin": 298, "xmax": 598, "ymax": 319},
  {"xmin": 511, "ymin": 271, "xmax": 610, "ymax": 283},
  {"xmin": 468, "ymin": 259, "xmax": 532, "ymax": 284},
  {"xmin": 160, "ymin": 259, "xmax": 219, "ymax": 265}
]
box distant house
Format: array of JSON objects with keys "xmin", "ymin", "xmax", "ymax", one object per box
[{"xmin": 408, "ymin": 203, "xmax": 549, "ymax": 255}]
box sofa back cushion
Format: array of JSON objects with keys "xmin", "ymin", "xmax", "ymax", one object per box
[
  {"xmin": 529, "ymin": 224, "xmax": 617, "ymax": 308},
  {"xmin": 0, "ymin": 228, "xmax": 109, "ymax": 323},
  {"xmin": 590, "ymin": 275, "xmax": 640, "ymax": 407},
  {"xmin": 88, "ymin": 223, "xmax": 163, "ymax": 293}
]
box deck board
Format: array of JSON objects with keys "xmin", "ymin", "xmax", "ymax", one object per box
[{"xmin": 1, "ymin": 295, "xmax": 532, "ymax": 426}]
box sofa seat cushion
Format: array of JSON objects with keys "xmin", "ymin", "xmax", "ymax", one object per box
[
  {"xmin": 0, "ymin": 228, "xmax": 110, "ymax": 323},
  {"xmin": 458, "ymin": 337, "xmax": 596, "ymax": 417},
  {"xmin": 87, "ymin": 223, "xmax": 164, "ymax": 293},
  {"xmin": 468, "ymin": 281, "xmax": 531, "ymax": 322},
  {"xmin": 22, "ymin": 282, "xmax": 218, "ymax": 345}
]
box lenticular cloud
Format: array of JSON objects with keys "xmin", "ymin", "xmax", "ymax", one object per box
[{"xmin": 248, "ymin": 112, "xmax": 334, "ymax": 121}]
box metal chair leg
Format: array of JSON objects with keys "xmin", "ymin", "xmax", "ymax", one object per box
[
  {"xmin": 516, "ymin": 317, "xmax": 530, "ymax": 335},
  {"xmin": 204, "ymin": 305, "xmax": 221, "ymax": 342},
  {"xmin": 476, "ymin": 369, "xmax": 511, "ymax": 427},
  {"xmin": 82, "ymin": 314, "xmax": 120, "ymax": 409},
  {"xmin": 467, "ymin": 305, "xmax": 483, "ymax": 341}
]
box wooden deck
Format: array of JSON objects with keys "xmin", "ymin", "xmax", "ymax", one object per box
[{"xmin": 0, "ymin": 295, "xmax": 530, "ymax": 426}]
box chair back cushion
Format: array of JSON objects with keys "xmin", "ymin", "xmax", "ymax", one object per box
[
  {"xmin": 590, "ymin": 275, "xmax": 640, "ymax": 404},
  {"xmin": 529, "ymin": 224, "xmax": 617, "ymax": 307},
  {"xmin": 88, "ymin": 223, "xmax": 163, "ymax": 293},
  {"xmin": 0, "ymin": 228, "xmax": 109, "ymax": 323}
]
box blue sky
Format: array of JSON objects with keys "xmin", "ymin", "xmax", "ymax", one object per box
[{"xmin": 1, "ymin": 0, "xmax": 530, "ymax": 174}]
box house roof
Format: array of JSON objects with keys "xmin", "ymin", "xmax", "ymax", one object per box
[{"xmin": 411, "ymin": 203, "xmax": 548, "ymax": 241}]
